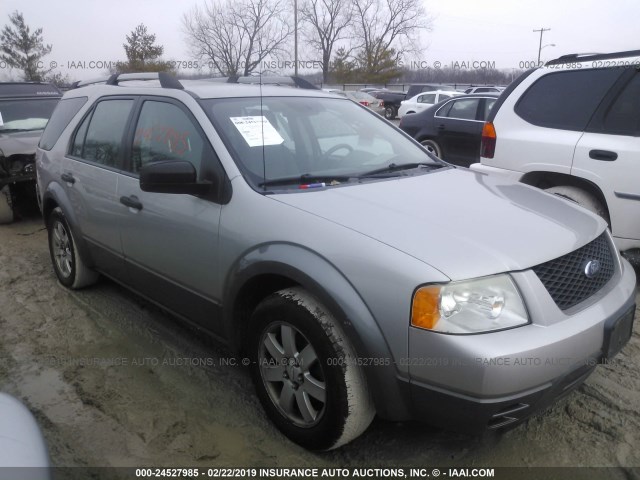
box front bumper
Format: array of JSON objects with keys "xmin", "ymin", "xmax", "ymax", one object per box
[{"xmin": 405, "ymin": 256, "xmax": 636, "ymax": 432}]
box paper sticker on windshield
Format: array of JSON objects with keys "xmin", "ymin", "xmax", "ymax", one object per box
[{"xmin": 230, "ymin": 116, "xmax": 284, "ymax": 147}]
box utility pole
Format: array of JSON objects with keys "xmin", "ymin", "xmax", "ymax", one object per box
[
  {"xmin": 294, "ymin": 0, "xmax": 298, "ymax": 76},
  {"xmin": 534, "ymin": 27, "xmax": 551, "ymax": 65}
]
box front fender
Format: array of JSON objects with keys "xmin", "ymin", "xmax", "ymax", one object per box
[{"xmin": 223, "ymin": 242, "xmax": 412, "ymax": 420}]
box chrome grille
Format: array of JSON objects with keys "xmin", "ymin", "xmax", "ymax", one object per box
[{"xmin": 532, "ymin": 233, "xmax": 614, "ymax": 310}]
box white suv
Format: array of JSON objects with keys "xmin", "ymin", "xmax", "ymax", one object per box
[{"xmin": 472, "ymin": 50, "xmax": 640, "ymax": 263}]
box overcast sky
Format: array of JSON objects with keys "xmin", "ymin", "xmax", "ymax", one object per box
[{"xmin": 1, "ymin": 0, "xmax": 638, "ymax": 81}]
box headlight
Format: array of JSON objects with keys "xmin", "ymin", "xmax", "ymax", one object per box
[{"xmin": 411, "ymin": 274, "xmax": 529, "ymax": 334}]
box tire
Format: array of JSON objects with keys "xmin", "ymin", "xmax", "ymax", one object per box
[
  {"xmin": 420, "ymin": 139, "xmax": 443, "ymax": 159},
  {"xmin": 248, "ymin": 287, "xmax": 374, "ymax": 450},
  {"xmin": 0, "ymin": 185, "xmax": 14, "ymax": 224},
  {"xmin": 545, "ymin": 186, "xmax": 610, "ymax": 224},
  {"xmin": 384, "ymin": 106, "xmax": 396, "ymax": 120},
  {"xmin": 46, "ymin": 207, "xmax": 99, "ymax": 289}
]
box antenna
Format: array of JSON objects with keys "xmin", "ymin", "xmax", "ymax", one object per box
[{"xmin": 259, "ymin": 51, "xmax": 266, "ymax": 191}]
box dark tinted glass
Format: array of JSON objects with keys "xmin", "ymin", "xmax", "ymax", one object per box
[
  {"xmin": 39, "ymin": 97, "xmax": 87, "ymax": 150},
  {"xmin": 515, "ymin": 69, "xmax": 621, "ymax": 131},
  {"xmin": 601, "ymin": 73, "xmax": 640, "ymax": 136}
]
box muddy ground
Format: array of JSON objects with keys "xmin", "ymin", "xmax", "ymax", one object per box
[{"xmin": 1, "ymin": 210, "xmax": 639, "ymax": 478}]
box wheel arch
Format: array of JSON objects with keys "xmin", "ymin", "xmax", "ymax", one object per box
[
  {"xmin": 222, "ymin": 244, "xmax": 412, "ymax": 420},
  {"xmin": 41, "ymin": 184, "xmax": 94, "ymax": 267},
  {"xmin": 520, "ymin": 171, "xmax": 611, "ymax": 223}
]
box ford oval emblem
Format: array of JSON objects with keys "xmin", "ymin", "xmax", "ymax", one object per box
[{"xmin": 584, "ymin": 260, "xmax": 601, "ymax": 278}]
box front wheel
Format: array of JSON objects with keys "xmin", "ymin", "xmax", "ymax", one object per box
[
  {"xmin": 47, "ymin": 207, "xmax": 99, "ymax": 289},
  {"xmin": 248, "ymin": 287, "xmax": 374, "ymax": 450}
]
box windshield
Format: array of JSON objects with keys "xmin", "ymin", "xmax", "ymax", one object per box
[
  {"xmin": 0, "ymin": 98, "xmax": 59, "ymax": 132},
  {"xmin": 202, "ymin": 96, "xmax": 441, "ymax": 190}
]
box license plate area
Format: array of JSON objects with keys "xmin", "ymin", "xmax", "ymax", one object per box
[{"xmin": 601, "ymin": 304, "xmax": 635, "ymax": 362}]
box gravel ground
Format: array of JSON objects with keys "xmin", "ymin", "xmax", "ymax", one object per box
[{"xmin": 1, "ymin": 211, "xmax": 639, "ymax": 478}]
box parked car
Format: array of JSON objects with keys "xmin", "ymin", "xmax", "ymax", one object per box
[
  {"xmin": 398, "ymin": 90, "xmax": 463, "ymax": 118},
  {"xmin": 369, "ymin": 90, "xmax": 407, "ymax": 120},
  {"xmin": 0, "ymin": 393, "xmax": 50, "ymax": 479},
  {"xmin": 405, "ymin": 84, "xmax": 457, "ymax": 99},
  {"xmin": 359, "ymin": 87, "xmax": 382, "ymax": 93},
  {"xmin": 471, "ymin": 49, "xmax": 640, "ymax": 264},
  {"xmin": 0, "ymin": 82, "xmax": 61, "ymax": 223},
  {"xmin": 328, "ymin": 90, "xmax": 385, "ymax": 116},
  {"xmin": 37, "ymin": 72, "xmax": 636, "ymax": 451},
  {"xmin": 464, "ymin": 86, "xmax": 503, "ymax": 94},
  {"xmin": 399, "ymin": 93, "xmax": 499, "ymax": 166}
]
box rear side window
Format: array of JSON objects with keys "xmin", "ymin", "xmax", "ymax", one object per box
[
  {"xmin": 445, "ymin": 98, "xmax": 480, "ymax": 120},
  {"xmin": 39, "ymin": 97, "xmax": 87, "ymax": 150},
  {"xmin": 70, "ymin": 99, "xmax": 134, "ymax": 168},
  {"xmin": 482, "ymin": 98, "xmax": 497, "ymax": 120},
  {"xmin": 601, "ymin": 73, "xmax": 640, "ymax": 136},
  {"xmin": 418, "ymin": 94, "xmax": 436, "ymax": 104},
  {"xmin": 515, "ymin": 68, "xmax": 622, "ymax": 131}
]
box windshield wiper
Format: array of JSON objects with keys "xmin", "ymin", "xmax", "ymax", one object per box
[
  {"xmin": 259, "ymin": 173, "xmax": 354, "ymax": 188},
  {"xmin": 358, "ymin": 162, "xmax": 445, "ymax": 178},
  {"xmin": 0, "ymin": 128, "xmax": 42, "ymax": 133}
]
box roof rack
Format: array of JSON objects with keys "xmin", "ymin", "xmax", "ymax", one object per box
[
  {"xmin": 72, "ymin": 72, "xmax": 184, "ymax": 90},
  {"xmin": 546, "ymin": 49, "xmax": 640, "ymax": 66},
  {"xmin": 204, "ymin": 75, "xmax": 318, "ymax": 90}
]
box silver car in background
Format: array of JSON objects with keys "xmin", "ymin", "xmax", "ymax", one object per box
[{"xmin": 36, "ymin": 73, "xmax": 636, "ymax": 450}]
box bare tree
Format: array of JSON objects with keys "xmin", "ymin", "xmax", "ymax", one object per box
[
  {"xmin": 300, "ymin": 0, "xmax": 352, "ymax": 82},
  {"xmin": 183, "ymin": 0, "xmax": 292, "ymax": 77},
  {"xmin": 351, "ymin": 0, "xmax": 431, "ymax": 78}
]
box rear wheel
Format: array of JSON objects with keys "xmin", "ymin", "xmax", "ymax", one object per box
[
  {"xmin": 384, "ymin": 106, "xmax": 396, "ymax": 120},
  {"xmin": 420, "ymin": 139, "xmax": 443, "ymax": 159},
  {"xmin": 545, "ymin": 186, "xmax": 610, "ymax": 224},
  {"xmin": 248, "ymin": 287, "xmax": 374, "ymax": 450},
  {"xmin": 0, "ymin": 185, "xmax": 14, "ymax": 224},
  {"xmin": 47, "ymin": 207, "xmax": 99, "ymax": 288}
]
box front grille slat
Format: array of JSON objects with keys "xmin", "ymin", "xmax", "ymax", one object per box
[{"xmin": 532, "ymin": 233, "xmax": 614, "ymax": 310}]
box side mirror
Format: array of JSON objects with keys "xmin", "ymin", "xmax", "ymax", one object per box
[{"xmin": 139, "ymin": 160, "xmax": 211, "ymax": 195}]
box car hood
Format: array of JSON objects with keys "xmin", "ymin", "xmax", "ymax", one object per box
[
  {"xmin": 0, "ymin": 131, "xmax": 41, "ymax": 157},
  {"xmin": 272, "ymin": 168, "xmax": 605, "ymax": 280}
]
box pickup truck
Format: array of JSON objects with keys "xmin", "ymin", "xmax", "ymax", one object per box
[{"xmin": 369, "ymin": 90, "xmax": 407, "ymax": 120}]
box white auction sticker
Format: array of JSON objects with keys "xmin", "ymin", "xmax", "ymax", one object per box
[{"xmin": 230, "ymin": 116, "xmax": 284, "ymax": 147}]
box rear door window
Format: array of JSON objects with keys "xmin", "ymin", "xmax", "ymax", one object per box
[
  {"xmin": 515, "ymin": 68, "xmax": 622, "ymax": 131},
  {"xmin": 70, "ymin": 99, "xmax": 134, "ymax": 168}
]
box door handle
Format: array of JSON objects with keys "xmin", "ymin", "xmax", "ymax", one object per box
[
  {"xmin": 437, "ymin": 124, "xmax": 446, "ymax": 130},
  {"xmin": 120, "ymin": 195, "xmax": 143, "ymax": 211},
  {"xmin": 589, "ymin": 149, "xmax": 618, "ymax": 161},
  {"xmin": 61, "ymin": 173, "xmax": 75, "ymax": 184}
]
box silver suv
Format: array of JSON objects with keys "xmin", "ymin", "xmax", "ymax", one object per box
[{"xmin": 36, "ymin": 72, "xmax": 636, "ymax": 450}]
